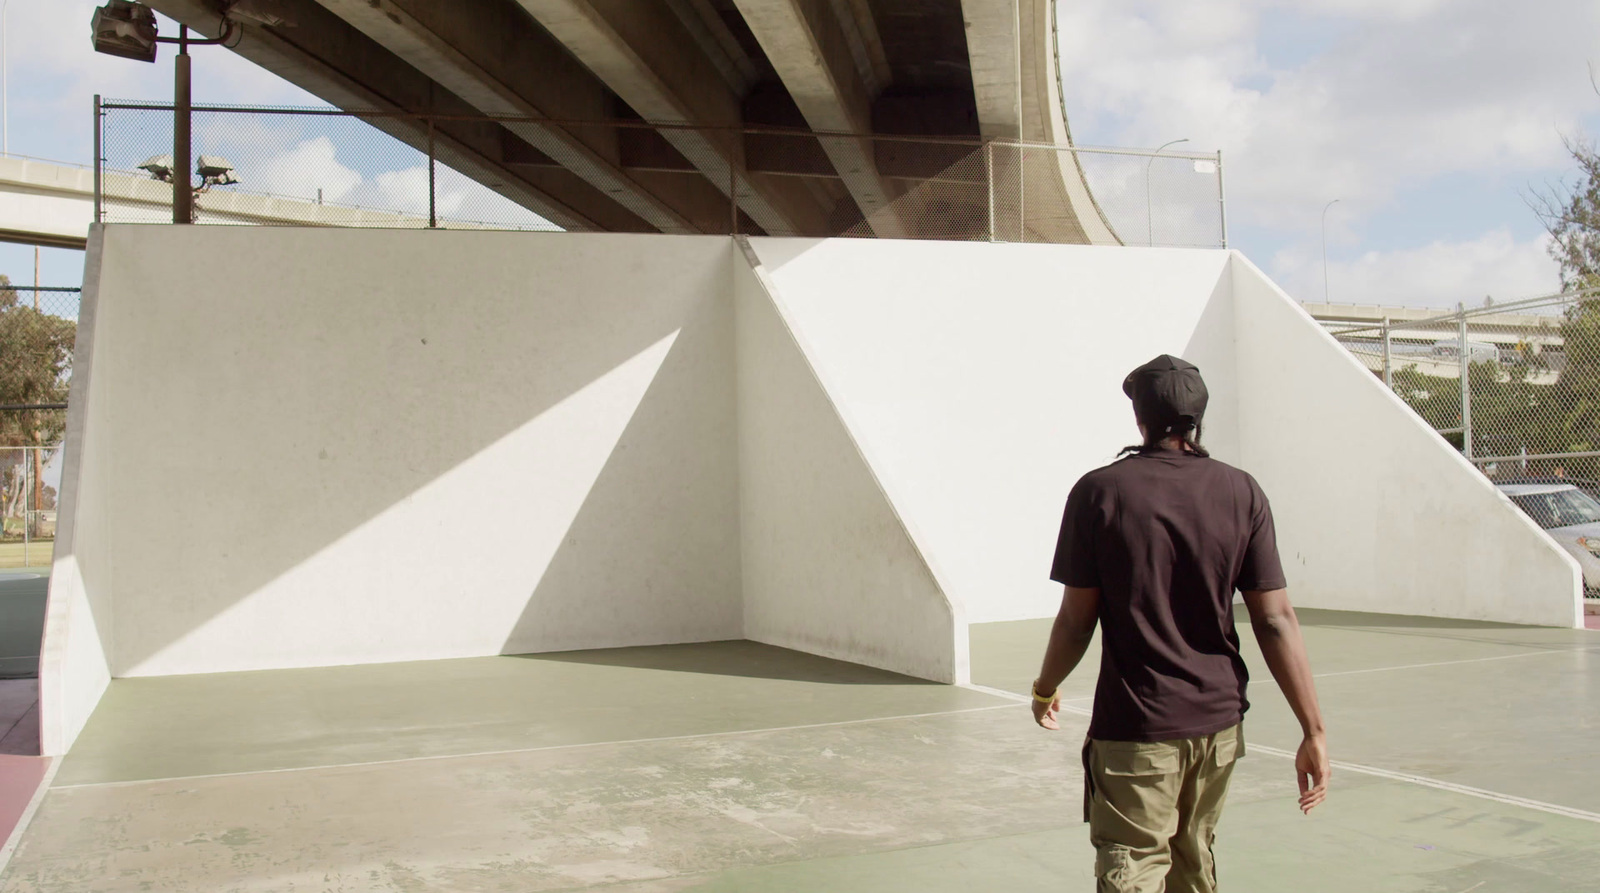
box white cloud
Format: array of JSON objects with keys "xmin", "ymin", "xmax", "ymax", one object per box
[
  {"xmin": 253, "ymin": 137, "xmax": 360, "ymax": 203},
  {"xmin": 6, "ymin": 2, "xmax": 325, "ymax": 163},
  {"xmin": 1057, "ymin": 0, "xmax": 1600, "ymax": 233},
  {"xmin": 1269, "ymin": 228, "xmax": 1561, "ymax": 308}
]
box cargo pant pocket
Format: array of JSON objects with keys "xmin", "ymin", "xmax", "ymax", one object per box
[
  {"xmin": 1095, "ymin": 845, "xmax": 1133, "ymax": 891},
  {"xmin": 1090, "ymin": 741, "xmax": 1184, "ymax": 891}
]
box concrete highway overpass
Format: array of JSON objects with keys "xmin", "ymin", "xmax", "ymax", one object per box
[
  {"xmin": 1306, "ymin": 301, "xmax": 1566, "ymax": 353},
  {"xmin": 145, "ymin": 0, "xmax": 1118, "ymax": 242},
  {"xmin": 0, "ymin": 155, "xmax": 516, "ymax": 248}
]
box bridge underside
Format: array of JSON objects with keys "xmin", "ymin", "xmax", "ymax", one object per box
[{"xmin": 144, "ymin": 0, "xmax": 1115, "ymax": 242}]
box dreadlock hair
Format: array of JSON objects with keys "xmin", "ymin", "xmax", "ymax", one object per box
[{"xmin": 1118, "ymin": 418, "xmax": 1210, "ymax": 458}]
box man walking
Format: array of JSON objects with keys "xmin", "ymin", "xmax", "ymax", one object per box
[{"xmin": 1031, "ymin": 355, "xmax": 1329, "ymax": 892}]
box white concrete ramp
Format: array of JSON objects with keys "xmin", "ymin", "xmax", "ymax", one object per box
[
  {"xmin": 735, "ymin": 243, "xmax": 964, "ymax": 684},
  {"xmin": 42, "ymin": 226, "xmax": 1579, "ymax": 756},
  {"xmin": 745, "ymin": 238, "xmax": 1578, "ymax": 631},
  {"xmin": 743, "ymin": 239, "xmax": 1237, "ymax": 623}
]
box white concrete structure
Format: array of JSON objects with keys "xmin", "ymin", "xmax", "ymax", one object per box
[
  {"xmin": 746, "ymin": 238, "xmax": 1237, "ymax": 623},
  {"xmin": 736, "ymin": 242, "xmax": 964, "ymax": 681},
  {"xmin": 0, "ymin": 158, "xmax": 99, "ymax": 249},
  {"xmin": 0, "ymin": 157, "xmax": 489, "ymax": 250},
  {"xmin": 42, "ymin": 226, "xmax": 1580, "ymax": 755}
]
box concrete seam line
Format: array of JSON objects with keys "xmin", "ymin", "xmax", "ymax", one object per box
[
  {"xmin": 0, "ymin": 757, "xmax": 61, "ymax": 875},
  {"xmin": 965, "ymin": 686, "xmax": 1600, "ymax": 824},
  {"xmin": 963, "ymin": 684, "xmax": 1034, "ymax": 703},
  {"xmin": 1246, "ymin": 743, "xmax": 1600, "ymax": 824},
  {"xmin": 1310, "ymin": 649, "xmax": 1570, "ymax": 678},
  {"xmin": 51, "ymin": 702, "xmax": 1019, "ymax": 791}
]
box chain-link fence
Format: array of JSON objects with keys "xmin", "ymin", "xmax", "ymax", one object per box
[
  {"xmin": 1328, "ymin": 291, "xmax": 1600, "ymax": 599},
  {"xmin": 1, "ymin": 285, "xmax": 77, "ymax": 570},
  {"xmin": 1, "ymin": 446, "xmax": 58, "ymax": 570},
  {"xmin": 1326, "ymin": 293, "xmax": 1587, "ymax": 468},
  {"xmin": 96, "ymin": 100, "xmax": 1226, "ymax": 247}
]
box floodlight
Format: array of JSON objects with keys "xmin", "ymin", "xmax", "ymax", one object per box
[
  {"xmin": 90, "ymin": 1, "xmax": 158, "ymax": 63},
  {"xmin": 195, "ymin": 155, "xmax": 238, "ymax": 187},
  {"xmin": 137, "ymin": 154, "xmax": 175, "ymax": 182}
]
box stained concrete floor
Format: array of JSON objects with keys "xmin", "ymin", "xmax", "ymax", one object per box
[{"xmin": 0, "ymin": 610, "xmax": 1595, "ymax": 892}]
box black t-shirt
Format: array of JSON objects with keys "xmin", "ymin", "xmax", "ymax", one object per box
[{"xmin": 1050, "ymin": 447, "xmax": 1286, "ymax": 742}]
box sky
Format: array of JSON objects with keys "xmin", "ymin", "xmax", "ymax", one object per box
[
  {"xmin": 5, "ymin": 0, "xmax": 1600, "ymax": 309},
  {"xmin": 1057, "ymin": 0, "xmax": 1600, "ymax": 307}
]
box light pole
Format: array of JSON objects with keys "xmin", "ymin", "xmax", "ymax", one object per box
[
  {"xmin": 1321, "ymin": 198, "xmax": 1341, "ymax": 302},
  {"xmin": 1147, "ymin": 138, "xmax": 1188, "ymax": 246},
  {"xmin": 92, "ymin": 3, "xmax": 239, "ymax": 222},
  {"xmin": 2, "ymin": 0, "xmax": 10, "ymax": 156}
]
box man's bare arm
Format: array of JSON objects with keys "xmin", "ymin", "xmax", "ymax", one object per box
[
  {"xmin": 1031, "ymin": 586, "xmax": 1099, "ymax": 731},
  {"xmin": 1241, "ymin": 588, "xmax": 1329, "ymax": 813}
]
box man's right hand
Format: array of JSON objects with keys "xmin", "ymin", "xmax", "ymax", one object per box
[{"xmin": 1296, "ymin": 734, "xmax": 1329, "ymax": 814}]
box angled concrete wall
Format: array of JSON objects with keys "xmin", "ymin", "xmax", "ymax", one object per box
[
  {"xmin": 44, "ymin": 228, "xmax": 1579, "ymax": 755},
  {"xmin": 42, "ymin": 226, "xmax": 969, "ymax": 755},
  {"xmin": 735, "ymin": 243, "xmax": 965, "ymax": 683},
  {"xmin": 1230, "ymin": 255, "xmax": 1582, "ymax": 627},
  {"xmin": 744, "ymin": 238, "xmax": 1236, "ymax": 623},
  {"xmin": 38, "ymin": 226, "xmax": 114, "ymax": 756},
  {"xmin": 54, "ymin": 226, "xmax": 744, "ymax": 689}
]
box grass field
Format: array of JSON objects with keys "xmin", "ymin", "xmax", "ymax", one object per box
[{"xmin": 0, "ymin": 540, "xmax": 52, "ymax": 570}]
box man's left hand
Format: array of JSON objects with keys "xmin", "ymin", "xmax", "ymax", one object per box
[{"xmin": 1032, "ymin": 690, "xmax": 1062, "ymax": 730}]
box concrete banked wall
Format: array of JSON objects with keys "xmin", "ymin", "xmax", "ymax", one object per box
[{"xmin": 41, "ymin": 227, "xmax": 1580, "ymax": 754}]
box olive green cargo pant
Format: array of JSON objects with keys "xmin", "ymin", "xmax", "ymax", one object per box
[{"xmin": 1083, "ymin": 724, "xmax": 1244, "ymax": 892}]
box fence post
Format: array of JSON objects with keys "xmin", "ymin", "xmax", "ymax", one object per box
[
  {"xmin": 21, "ymin": 447, "xmax": 29, "ymax": 568},
  {"xmin": 1216, "ymin": 150, "xmax": 1228, "ymax": 249},
  {"xmin": 1459, "ymin": 302, "xmax": 1472, "ymax": 460},
  {"xmin": 985, "ymin": 142, "xmax": 995, "ymax": 242},
  {"xmin": 729, "ymin": 136, "xmax": 738, "ymax": 236},
  {"xmin": 1018, "ymin": 144, "xmax": 1026, "ymax": 243},
  {"xmin": 93, "ymin": 94, "xmax": 103, "ymax": 224},
  {"xmin": 1381, "ymin": 316, "xmax": 1392, "ymax": 388},
  {"xmin": 173, "ymin": 28, "xmax": 193, "ymax": 225},
  {"xmin": 427, "ymin": 117, "xmax": 437, "ymax": 229}
]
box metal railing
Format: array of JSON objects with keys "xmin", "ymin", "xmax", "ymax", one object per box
[{"xmin": 94, "ymin": 99, "xmax": 1228, "ymax": 247}]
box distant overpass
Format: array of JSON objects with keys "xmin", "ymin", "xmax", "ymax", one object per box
[
  {"xmin": 144, "ymin": 0, "xmax": 1120, "ymax": 242},
  {"xmin": 0, "ymin": 155, "xmax": 480, "ymax": 249},
  {"xmin": 1305, "ymin": 301, "xmax": 1566, "ymax": 352},
  {"xmin": 1307, "ymin": 301, "xmax": 1566, "ymax": 384}
]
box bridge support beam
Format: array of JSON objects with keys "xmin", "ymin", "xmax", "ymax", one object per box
[{"xmin": 731, "ymin": 0, "xmax": 906, "ymax": 237}]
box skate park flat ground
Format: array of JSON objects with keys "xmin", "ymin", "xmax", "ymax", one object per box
[{"xmin": 0, "ymin": 610, "xmax": 1595, "ymax": 892}]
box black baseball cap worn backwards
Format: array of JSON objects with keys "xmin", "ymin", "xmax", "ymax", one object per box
[{"xmin": 1122, "ymin": 354, "xmax": 1208, "ymax": 435}]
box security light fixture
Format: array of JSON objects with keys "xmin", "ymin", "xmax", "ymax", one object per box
[
  {"xmin": 137, "ymin": 154, "xmax": 174, "ymax": 182},
  {"xmin": 91, "ymin": 1, "xmax": 242, "ymax": 61},
  {"xmin": 90, "ymin": 0, "xmax": 158, "ymax": 63},
  {"xmin": 92, "ymin": 3, "xmax": 243, "ymax": 221},
  {"xmin": 195, "ymin": 155, "xmax": 238, "ymax": 188}
]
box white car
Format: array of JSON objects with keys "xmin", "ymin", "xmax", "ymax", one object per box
[{"xmin": 1497, "ymin": 483, "xmax": 1600, "ymax": 592}]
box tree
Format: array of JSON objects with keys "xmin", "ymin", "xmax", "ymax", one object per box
[
  {"xmin": 0, "ymin": 275, "xmax": 77, "ymax": 536},
  {"xmin": 1530, "ymin": 120, "xmax": 1600, "ymax": 475},
  {"xmin": 1537, "ymin": 135, "xmax": 1600, "ymax": 292}
]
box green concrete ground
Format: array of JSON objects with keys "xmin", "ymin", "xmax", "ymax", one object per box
[
  {"xmin": 0, "ymin": 573, "xmax": 45, "ymax": 680},
  {"xmin": 1, "ymin": 611, "xmax": 1595, "ymax": 891}
]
